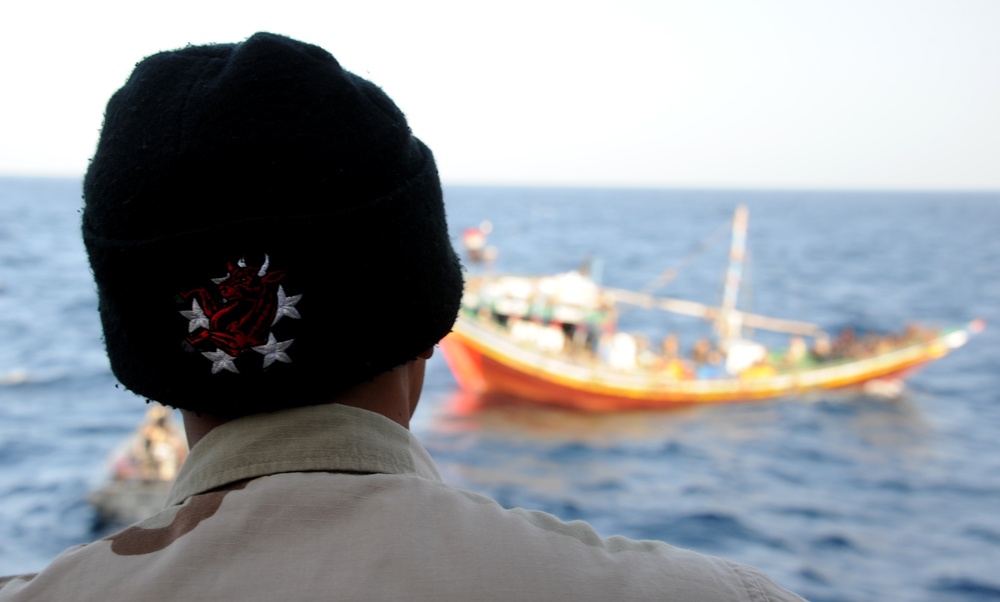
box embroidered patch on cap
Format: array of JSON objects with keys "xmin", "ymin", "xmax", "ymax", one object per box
[{"xmin": 177, "ymin": 255, "xmax": 302, "ymax": 374}]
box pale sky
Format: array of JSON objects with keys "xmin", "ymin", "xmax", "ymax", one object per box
[{"xmin": 2, "ymin": 0, "xmax": 998, "ymax": 190}]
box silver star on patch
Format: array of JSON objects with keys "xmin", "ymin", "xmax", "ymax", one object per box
[
  {"xmin": 253, "ymin": 333, "xmax": 294, "ymax": 368},
  {"xmin": 180, "ymin": 300, "xmax": 210, "ymax": 332},
  {"xmin": 202, "ymin": 349, "xmax": 239, "ymax": 374},
  {"xmin": 272, "ymin": 285, "xmax": 303, "ymax": 325}
]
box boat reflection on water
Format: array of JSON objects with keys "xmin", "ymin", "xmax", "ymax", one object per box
[
  {"xmin": 430, "ymin": 386, "xmax": 931, "ymax": 449},
  {"xmin": 437, "ymin": 389, "xmax": 709, "ymax": 442},
  {"xmin": 419, "ymin": 385, "xmax": 939, "ymax": 510},
  {"xmin": 413, "ymin": 387, "xmax": 941, "ymax": 560}
]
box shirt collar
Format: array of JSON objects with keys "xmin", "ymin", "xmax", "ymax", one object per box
[{"xmin": 167, "ymin": 403, "xmax": 442, "ymax": 506}]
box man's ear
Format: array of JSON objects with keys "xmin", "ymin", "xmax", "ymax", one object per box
[{"xmin": 417, "ymin": 347, "xmax": 434, "ymax": 360}]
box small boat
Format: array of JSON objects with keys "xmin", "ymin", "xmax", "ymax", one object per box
[
  {"xmin": 88, "ymin": 405, "xmax": 188, "ymax": 525},
  {"xmin": 440, "ymin": 206, "xmax": 983, "ymax": 411}
]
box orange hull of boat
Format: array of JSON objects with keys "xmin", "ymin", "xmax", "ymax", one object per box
[{"xmin": 439, "ymin": 318, "xmax": 966, "ymax": 412}]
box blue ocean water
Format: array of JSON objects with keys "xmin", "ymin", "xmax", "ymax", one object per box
[{"xmin": 2, "ymin": 178, "xmax": 999, "ymax": 601}]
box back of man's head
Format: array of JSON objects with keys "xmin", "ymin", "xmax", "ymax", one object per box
[{"xmin": 83, "ymin": 32, "xmax": 464, "ymax": 417}]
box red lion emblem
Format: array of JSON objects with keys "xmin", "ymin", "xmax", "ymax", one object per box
[{"xmin": 178, "ymin": 255, "xmax": 302, "ymax": 373}]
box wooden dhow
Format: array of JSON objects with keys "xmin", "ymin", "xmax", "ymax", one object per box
[{"xmin": 441, "ymin": 206, "xmax": 983, "ymax": 411}]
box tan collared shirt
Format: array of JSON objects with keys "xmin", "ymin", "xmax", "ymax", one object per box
[{"xmin": 1, "ymin": 404, "xmax": 804, "ymax": 601}]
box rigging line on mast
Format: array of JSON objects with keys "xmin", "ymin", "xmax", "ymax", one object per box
[
  {"xmin": 618, "ymin": 214, "xmax": 735, "ymax": 320},
  {"xmin": 637, "ymin": 218, "xmax": 733, "ymax": 296}
]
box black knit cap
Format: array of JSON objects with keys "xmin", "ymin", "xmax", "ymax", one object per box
[{"xmin": 83, "ymin": 32, "xmax": 464, "ymax": 416}]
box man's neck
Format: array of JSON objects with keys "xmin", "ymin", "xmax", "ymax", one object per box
[{"xmin": 181, "ymin": 350, "xmax": 430, "ymax": 448}]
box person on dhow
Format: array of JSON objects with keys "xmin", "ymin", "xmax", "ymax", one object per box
[{"xmin": 0, "ymin": 32, "xmax": 805, "ymax": 601}]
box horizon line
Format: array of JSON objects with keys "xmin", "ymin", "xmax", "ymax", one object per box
[{"xmin": 1, "ymin": 172, "xmax": 997, "ymax": 195}]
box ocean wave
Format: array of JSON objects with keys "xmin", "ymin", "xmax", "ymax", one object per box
[{"xmin": 929, "ymin": 576, "xmax": 1000, "ymax": 600}]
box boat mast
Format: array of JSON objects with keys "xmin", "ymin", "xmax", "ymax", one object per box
[{"xmin": 716, "ymin": 204, "xmax": 749, "ymax": 345}]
